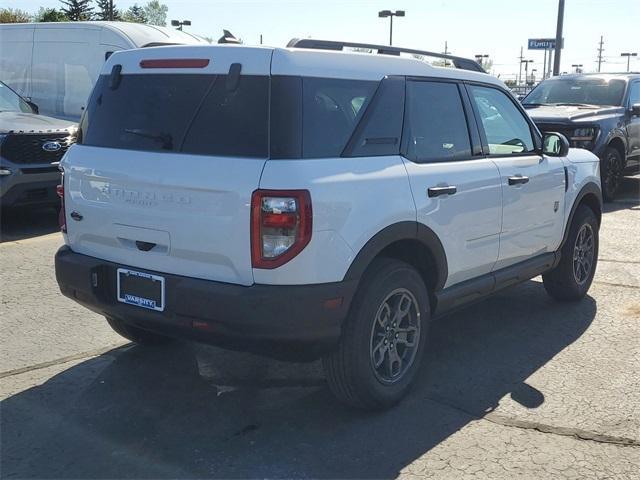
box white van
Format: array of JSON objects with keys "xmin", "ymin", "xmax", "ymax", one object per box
[{"xmin": 0, "ymin": 22, "xmax": 207, "ymax": 121}]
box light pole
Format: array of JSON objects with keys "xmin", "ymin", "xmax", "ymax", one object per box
[
  {"xmin": 475, "ymin": 54, "xmax": 489, "ymax": 70},
  {"xmin": 621, "ymin": 52, "xmax": 638, "ymax": 72},
  {"xmin": 171, "ymin": 19, "xmax": 191, "ymax": 31},
  {"xmin": 521, "ymin": 59, "xmax": 534, "ymax": 86},
  {"xmin": 378, "ymin": 10, "xmax": 405, "ymax": 46},
  {"xmin": 571, "ymin": 63, "xmax": 583, "ymax": 73}
]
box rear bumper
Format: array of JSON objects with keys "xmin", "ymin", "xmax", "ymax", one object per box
[{"xmin": 54, "ymin": 246, "xmax": 357, "ymax": 359}]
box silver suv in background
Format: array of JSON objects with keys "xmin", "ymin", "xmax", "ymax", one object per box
[{"xmin": 0, "ymin": 82, "xmax": 76, "ymax": 208}]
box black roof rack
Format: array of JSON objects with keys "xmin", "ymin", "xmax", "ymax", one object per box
[{"xmin": 286, "ymin": 38, "xmax": 485, "ymax": 73}]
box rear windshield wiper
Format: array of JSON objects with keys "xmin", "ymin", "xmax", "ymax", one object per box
[
  {"xmin": 522, "ymin": 103, "xmax": 547, "ymax": 107},
  {"xmin": 124, "ymin": 129, "xmax": 173, "ymax": 150}
]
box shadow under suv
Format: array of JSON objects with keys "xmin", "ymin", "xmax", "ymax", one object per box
[
  {"xmin": 0, "ymin": 81, "xmax": 76, "ymax": 208},
  {"xmin": 523, "ymin": 73, "xmax": 640, "ymax": 201}
]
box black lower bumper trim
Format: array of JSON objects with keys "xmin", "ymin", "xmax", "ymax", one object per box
[{"xmin": 54, "ymin": 246, "xmax": 357, "ymax": 359}]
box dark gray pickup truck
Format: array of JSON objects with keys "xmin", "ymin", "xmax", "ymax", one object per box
[
  {"xmin": 0, "ymin": 81, "xmax": 76, "ymax": 208},
  {"xmin": 523, "ymin": 73, "xmax": 640, "ymax": 201}
]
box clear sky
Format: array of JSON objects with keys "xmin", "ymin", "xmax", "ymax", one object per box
[{"xmin": 7, "ymin": 0, "xmax": 640, "ymax": 80}]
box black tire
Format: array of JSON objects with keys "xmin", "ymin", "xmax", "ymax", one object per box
[
  {"xmin": 600, "ymin": 146, "xmax": 624, "ymax": 202},
  {"xmin": 322, "ymin": 258, "xmax": 430, "ymax": 410},
  {"xmin": 543, "ymin": 205, "xmax": 599, "ymax": 301},
  {"xmin": 105, "ymin": 316, "xmax": 172, "ymax": 345}
]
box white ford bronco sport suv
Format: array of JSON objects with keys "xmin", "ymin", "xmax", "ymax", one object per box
[{"xmin": 55, "ymin": 40, "xmax": 602, "ymax": 410}]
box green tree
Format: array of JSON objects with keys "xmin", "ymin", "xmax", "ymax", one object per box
[
  {"xmin": 94, "ymin": 0, "xmax": 120, "ymax": 20},
  {"xmin": 143, "ymin": 0, "xmax": 167, "ymax": 26},
  {"xmin": 34, "ymin": 7, "xmax": 68, "ymax": 22},
  {"xmin": 0, "ymin": 8, "xmax": 32, "ymax": 23},
  {"xmin": 59, "ymin": 0, "xmax": 94, "ymax": 21},
  {"xmin": 122, "ymin": 4, "xmax": 147, "ymax": 23}
]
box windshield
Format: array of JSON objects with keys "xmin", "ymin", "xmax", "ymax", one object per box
[
  {"xmin": 0, "ymin": 82, "xmax": 33, "ymax": 113},
  {"xmin": 523, "ymin": 78, "xmax": 626, "ymax": 107}
]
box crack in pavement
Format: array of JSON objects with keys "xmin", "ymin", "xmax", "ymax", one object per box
[
  {"xmin": 593, "ymin": 280, "xmax": 639, "ymax": 289},
  {"xmin": 425, "ymin": 393, "xmax": 640, "ymax": 448},
  {"xmin": 0, "ymin": 343, "xmax": 130, "ymax": 379},
  {"xmin": 599, "ymin": 258, "xmax": 640, "ymax": 265}
]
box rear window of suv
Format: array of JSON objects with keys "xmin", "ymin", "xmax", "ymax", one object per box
[
  {"xmin": 80, "ymin": 73, "xmax": 377, "ymax": 159},
  {"xmin": 81, "ymin": 74, "xmax": 269, "ymax": 157}
]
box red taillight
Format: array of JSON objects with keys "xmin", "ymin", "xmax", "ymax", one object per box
[
  {"xmin": 56, "ymin": 182, "xmax": 66, "ymax": 233},
  {"xmin": 139, "ymin": 59, "xmax": 210, "ymax": 69},
  {"xmin": 251, "ymin": 190, "xmax": 312, "ymax": 269}
]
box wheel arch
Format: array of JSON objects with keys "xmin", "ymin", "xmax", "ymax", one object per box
[
  {"xmin": 343, "ymin": 222, "xmax": 448, "ymax": 309},
  {"xmin": 607, "ymin": 136, "xmax": 627, "ymax": 161},
  {"xmin": 562, "ymin": 182, "xmax": 602, "ymax": 249}
]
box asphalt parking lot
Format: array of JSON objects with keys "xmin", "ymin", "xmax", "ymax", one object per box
[{"xmin": 1, "ymin": 176, "xmax": 639, "ymax": 479}]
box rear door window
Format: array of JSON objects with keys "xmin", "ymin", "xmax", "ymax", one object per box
[
  {"xmin": 402, "ymin": 80, "xmax": 472, "ymax": 163},
  {"xmin": 81, "ymin": 74, "xmax": 269, "ymax": 158}
]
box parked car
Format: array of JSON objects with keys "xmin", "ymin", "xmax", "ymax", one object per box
[
  {"xmin": 55, "ymin": 41, "xmax": 602, "ymax": 410},
  {"xmin": 0, "ymin": 81, "xmax": 76, "ymax": 208},
  {"xmin": 0, "ymin": 21, "xmax": 208, "ymax": 121},
  {"xmin": 523, "ymin": 73, "xmax": 640, "ymax": 200}
]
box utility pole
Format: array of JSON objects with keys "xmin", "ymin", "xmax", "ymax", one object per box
[
  {"xmin": 443, "ymin": 41, "xmax": 450, "ymax": 67},
  {"xmin": 109, "ymin": 0, "xmax": 114, "ymax": 20},
  {"xmin": 518, "ymin": 47, "xmax": 524, "ymax": 85},
  {"xmin": 553, "ymin": 0, "xmax": 565, "ymax": 76},
  {"xmin": 597, "ymin": 36, "xmax": 604, "ymax": 72}
]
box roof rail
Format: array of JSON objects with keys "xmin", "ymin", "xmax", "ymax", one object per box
[{"xmin": 286, "ymin": 38, "xmax": 485, "ymax": 73}]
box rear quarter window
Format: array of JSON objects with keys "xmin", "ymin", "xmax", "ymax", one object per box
[{"xmin": 301, "ymin": 78, "xmax": 377, "ymax": 158}]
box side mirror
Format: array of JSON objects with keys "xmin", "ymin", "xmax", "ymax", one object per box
[
  {"xmin": 542, "ymin": 132, "xmax": 570, "ymax": 157},
  {"xmin": 26, "ymin": 100, "xmax": 39, "ymax": 114},
  {"xmin": 630, "ymin": 103, "xmax": 640, "ymax": 116}
]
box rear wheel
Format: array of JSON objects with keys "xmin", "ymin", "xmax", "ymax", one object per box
[
  {"xmin": 322, "ymin": 258, "xmax": 430, "ymax": 410},
  {"xmin": 543, "ymin": 205, "xmax": 599, "ymax": 301},
  {"xmin": 105, "ymin": 316, "xmax": 172, "ymax": 345},
  {"xmin": 601, "ymin": 146, "xmax": 623, "ymax": 202}
]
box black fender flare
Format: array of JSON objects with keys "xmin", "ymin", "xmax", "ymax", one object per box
[
  {"xmin": 343, "ymin": 221, "xmax": 448, "ymax": 292},
  {"xmin": 561, "ymin": 182, "xmax": 602, "ymax": 249}
]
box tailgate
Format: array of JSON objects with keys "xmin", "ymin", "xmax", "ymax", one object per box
[{"xmin": 63, "ymin": 146, "xmax": 264, "ymax": 285}]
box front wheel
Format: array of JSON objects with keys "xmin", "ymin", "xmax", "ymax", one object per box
[
  {"xmin": 322, "ymin": 258, "xmax": 430, "ymax": 410},
  {"xmin": 543, "ymin": 205, "xmax": 599, "ymax": 301},
  {"xmin": 601, "ymin": 146, "xmax": 623, "ymax": 202}
]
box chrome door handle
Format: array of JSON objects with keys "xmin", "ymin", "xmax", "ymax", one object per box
[
  {"xmin": 508, "ymin": 175, "xmax": 530, "ymax": 186},
  {"xmin": 427, "ymin": 185, "xmax": 457, "ymax": 197}
]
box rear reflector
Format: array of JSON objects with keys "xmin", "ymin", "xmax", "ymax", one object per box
[{"xmin": 139, "ymin": 59, "xmax": 210, "ymax": 69}]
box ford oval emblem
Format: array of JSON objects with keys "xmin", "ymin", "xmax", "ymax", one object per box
[{"xmin": 42, "ymin": 141, "xmax": 62, "ymax": 152}]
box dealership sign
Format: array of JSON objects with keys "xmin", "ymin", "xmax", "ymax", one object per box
[{"xmin": 528, "ymin": 38, "xmax": 563, "ymax": 50}]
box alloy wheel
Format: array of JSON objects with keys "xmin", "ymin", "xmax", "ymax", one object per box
[
  {"xmin": 573, "ymin": 223, "xmax": 595, "ymax": 285},
  {"xmin": 369, "ymin": 288, "xmax": 421, "ymax": 384}
]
